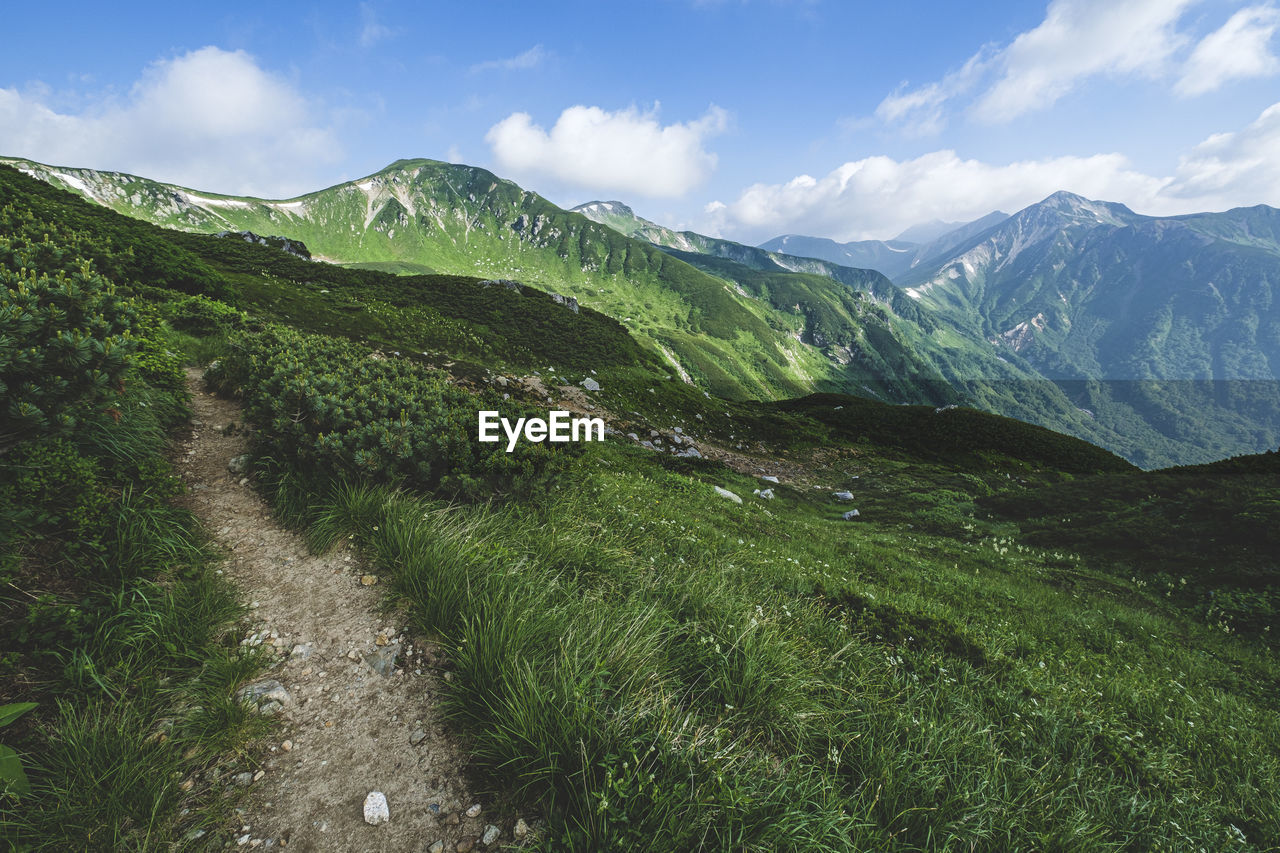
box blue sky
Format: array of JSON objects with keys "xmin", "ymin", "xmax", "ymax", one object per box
[{"xmin": 3, "ymin": 0, "xmax": 1279, "ymax": 242}]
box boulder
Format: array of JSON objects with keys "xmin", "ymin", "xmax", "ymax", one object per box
[
  {"xmin": 832, "ymin": 491, "xmax": 855, "ymax": 501},
  {"xmin": 714, "ymin": 486, "xmax": 743, "ymax": 504}
]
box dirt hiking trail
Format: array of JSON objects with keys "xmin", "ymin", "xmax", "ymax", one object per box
[{"xmin": 177, "ymin": 369, "xmax": 523, "ymax": 853}]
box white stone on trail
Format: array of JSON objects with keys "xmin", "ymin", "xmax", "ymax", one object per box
[
  {"xmin": 363, "ymin": 791, "xmax": 390, "ymax": 825},
  {"xmin": 466, "ymin": 803, "xmax": 482, "ymax": 818},
  {"xmin": 761, "ymin": 475, "xmax": 779, "ymax": 484}
]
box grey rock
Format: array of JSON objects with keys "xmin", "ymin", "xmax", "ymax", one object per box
[
  {"xmin": 581, "ymin": 377, "xmax": 601, "ymax": 392},
  {"xmin": 832, "ymin": 491, "xmax": 855, "ymax": 501},
  {"xmin": 410, "ymin": 729, "xmax": 428, "ymax": 746},
  {"xmin": 365, "ymin": 642, "xmax": 401, "ymax": 677},
  {"xmin": 549, "ymin": 292, "xmax": 579, "ymax": 313},
  {"xmin": 675, "ymin": 447, "xmax": 702, "ymax": 459},
  {"xmin": 513, "ymin": 818, "xmax": 530, "ymax": 839},
  {"xmin": 626, "ymin": 432, "xmax": 639, "ymax": 441},
  {"xmin": 466, "ymin": 803, "xmax": 482, "ymax": 818},
  {"xmin": 234, "ymin": 771, "xmax": 254, "ymax": 787},
  {"xmin": 227, "ymin": 454, "xmax": 251, "ymax": 475},
  {"xmin": 757, "ymin": 488, "xmax": 775, "ymax": 500},
  {"xmin": 714, "ymin": 486, "xmax": 742, "ymax": 504},
  {"xmin": 761, "ymin": 475, "xmax": 780, "ymax": 484},
  {"xmin": 363, "ymin": 791, "xmax": 390, "ymax": 825},
  {"xmin": 843, "ymin": 509, "xmax": 861, "ymax": 520},
  {"xmin": 482, "ymin": 824, "xmax": 500, "ymax": 845},
  {"xmin": 429, "ymin": 842, "xmax": 445, "ymax": 853},
  {"xmin": 236, "ymin": 680, "xmax": 292, "ymax": 714}
]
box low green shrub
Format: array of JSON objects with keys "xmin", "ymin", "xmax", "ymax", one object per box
[{"xmin": 211, "ymin": 325, "xmax": 580, "ymax": 501}]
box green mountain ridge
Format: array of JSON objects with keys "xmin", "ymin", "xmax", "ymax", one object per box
[
  {"xmin": 5, "ymin": 156, "xmax": 1116, "ymax": 449},
  {"xmin": 896, "ymin": 191, "xmax": 1280, "ymax": 466},
  {"xmin": 1, "ymin": 155, "xmax": 929, "ymax": 404},
  {"xmin": 8, "ymin": 156, "xmax": 1277, "ymax": 466}
]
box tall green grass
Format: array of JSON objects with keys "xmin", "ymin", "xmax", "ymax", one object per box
[
  {"xmin": 2, "ymin": 381, "xmax": 266, "ymax": 850},
  {"xmin": 286, "ymin": 447, "xmax": 1280, "ymax": 850}
]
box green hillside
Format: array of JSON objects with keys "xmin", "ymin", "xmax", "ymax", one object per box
[
  {"xmin": 3, "ymin": 158, "xmax": 1279, "ymax": 851},
  {"xmin": 2, "ymin": 156, "xmax": 909, "ymax": 403},
  {"xmin": 9, "ymin": 154, "xmax": 1196, "ymax": 467}
]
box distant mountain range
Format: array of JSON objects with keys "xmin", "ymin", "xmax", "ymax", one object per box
[
  {"xmin": 6, "ymin": 155, "xmax": 1277, "ymax": 467},
  {"xmin": 759, "ymin": 212, "xmax": 1010, "ymax": 281}
]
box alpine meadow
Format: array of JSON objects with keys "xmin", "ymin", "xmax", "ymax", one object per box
[{"xmin": 2, "ymin": 2, "xmax": 1280, "ymax": 851}]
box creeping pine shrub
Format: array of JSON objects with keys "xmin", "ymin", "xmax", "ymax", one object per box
[
  {"xmin": 0, "ymin": 262, "xmax": 136, "ymax": 452},
  {"xmin": 167, "ymin": 294, "xmax": 244, "ymax": 338},
  {"xmin": 211, "ymin": 326, "xmax": 579, "ymax": 501},
  {"xmin": 0, "ymin": 438, "xmax": 111, "ymax": 565}
]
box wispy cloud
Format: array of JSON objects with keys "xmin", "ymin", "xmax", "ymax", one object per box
[
  {"xmin": 470, "ymin": 45, "xmax": 548, "ymax": 74},
  {"xmin": 358, "ymin": 2, "xmax": 398, "ymax": 48},
  {"xmin": 875, "ymin": 48, "xmax": 995, "ymax": 136},
  {"xmin": 874, "ymin": 0, "xmax": 1280, "ymax": 134},
  {"xmin": 1175, "ymin": 5, "xmax": 1280, "ymax": 95}
]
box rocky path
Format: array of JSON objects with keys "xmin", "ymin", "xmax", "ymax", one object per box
[{"xmin": 177, "ymin": 369, "xmax": 519, "ymax": 853}]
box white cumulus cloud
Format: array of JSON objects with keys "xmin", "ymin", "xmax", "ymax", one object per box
[
  {"xmin": 709, "ymin": 150, "xmax": 1168, "ymax": 243},
  {"xmin": 485, "ymin": 104, "xmax": 729, "ymax": 198},
  {"xmin": 1175, "ymin": 5, "xmax": 1280, "ymax": 96},
  {"xmin": 0, "ymin": 46, "xmax": 342, "ymax": 197},
  {"xmin": 711, "ymin": 99, "xmax": 1280, "ymax": 242}
]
